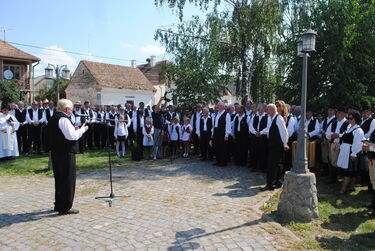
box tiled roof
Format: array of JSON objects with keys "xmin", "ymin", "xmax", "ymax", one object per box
[
  {"xmin": 137, "ymin": 60, "xmax": 170, "ymax": 85},
  {"xmin": 81, "ymin": 60, "xmax": 156, "ymax": 92},
  {"xmin": 0, "ymin": 40, "xmax": 39, "ymax": 62}
]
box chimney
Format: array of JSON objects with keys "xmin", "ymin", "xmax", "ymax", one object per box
[
  {"xmin": 131, "ymin": 60, "xmax": 137, "ymax": 68},
  {"xmin": 150, "ymin": 55, "xmax": 156, "ymax": 67}
]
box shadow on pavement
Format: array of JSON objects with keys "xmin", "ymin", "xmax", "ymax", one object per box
[
  {"xmin": 0, "ymin": 210, "xmax": 59, "ymax": 228},
  {"xmin": 168, "ymin": 219, "xmax": 265, "ymax": 250}
]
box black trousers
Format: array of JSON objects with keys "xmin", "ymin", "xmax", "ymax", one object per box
[
  {"xmin": 42, "ymin": 125, "xmax": 49, "ymax": 152},
  {"xmin": 108, "ymin": 126, "xmax": 115, "ymax": 149},
  {"xmin": 191, "ymin": 131, "xmax": 200, "ymax": 155},
  {"xmin": 200, "ymin": 131, "xmax": 211, "ymax": 159},
  {"xmin": 27, "ymin": 124, "xmax": 41, "ymax": 153},
  {"xmin": 227, "ymin": 135, "xmax": 235, "ymax": 162},
  {"xmin": 266, "ymin": 145, "xmax": 284, "ymax": 186},
  {"xmin": 136, "ymin": 129, "xmax": 143, "ymax": 147},
  {"xmin": 125, "ymin": 127, "xmax": 134, "ymax": 149},
  {"xmin": 213, "ymin": 134, "xmax": 227, "ymax": 164},
  {"xmin": 17, "ymin": 124, "xmax": 28, "ymax": 154},
  {"xmin": 94, "ymin": 124, "xmax": 107, "ymax": 149},
  {"xmin": 52, "ymin": 151, "xmax": 76, "ymax": 213},
  {"xmin": 234, "ymin": 136, "xmax": 249, "ymax": 166},
  {"xmin": 283, "ymin": 140, "xmax": 293, "ymax": 174},
  {"xmin": 249, "ymin": 135, "xmax": 268, "ymax": 171}
]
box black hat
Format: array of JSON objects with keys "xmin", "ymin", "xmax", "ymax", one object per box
[
  {"xmin": 362, "ymin": 105, "xmax": 372, "ymax": 112},
  {"xmin": 337, "ymin": 106, "xmax": 346, "ymax": 113}
]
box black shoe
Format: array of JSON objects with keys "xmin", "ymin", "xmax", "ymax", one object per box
[
  {"xmin": 58, "ymin": 209, "xmax": 79, "ymax": 215},
  {"xmin": 368, "ymin": 210, "xmax": 375, "ymax": 216},
  {"xmin": 213, "ymin": 162, "xmax": 220, "ymax": 166},
  {"xmin": 217, "ymin": 163, "xmax": 227, "ymax": 167},
  {"xmin": 274, "ymin": 181, "xmax": 282, "ymax": 188},
  {"xmin": 368, "ymin": 232, "xmax": 375, "ymax": 238},
  {"xmin": 201, "ymin": 158, "xmax": 207, "ymax": 161},
  {"xmin": 366, "ymin": 202, "xmax": 375, "ymax": 209},
  {"xmin": 249, "ymin": 168, "xmax": 257, "ymax": 172},
  {"xmin": 260, "ymin": 185, "xmax": 275, "ymax": 191}
]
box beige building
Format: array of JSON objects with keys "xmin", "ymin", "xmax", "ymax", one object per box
[{"xmin": 66, "ymin": 60, "xmax": 156, "ymax": 106}]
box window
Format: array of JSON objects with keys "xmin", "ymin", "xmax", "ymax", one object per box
[{"xmin": 3, "ymin": 65, "xmax": 21, "ymax": 80}]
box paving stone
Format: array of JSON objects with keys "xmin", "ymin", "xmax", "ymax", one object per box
[{"xmin": 0, "ymin": 159, "xmax": 299, "ymax": 250}]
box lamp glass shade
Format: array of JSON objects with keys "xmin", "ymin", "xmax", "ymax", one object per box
[
  {"xmin": 45, "ymin": 66, "xmax": 54, "ymax": 79},
  {"xmin": 61, "ymin": 67, "xmax": 70, "ymax": 79},
  {"xmin": 297, "ymin": 39, "xmax": 304, "ymax": 57},
  {"xmin": 302, "ymin": 28, "xmax": 317, "ymax": 52}
]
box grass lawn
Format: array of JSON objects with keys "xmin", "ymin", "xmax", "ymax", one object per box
[
  {"xmin": 262, "ymin": 175, "xmax": 375, "ymax": 250},
  {"xmin": 0, "ymin": 150, "xmax": 130, "ymax": 176}
]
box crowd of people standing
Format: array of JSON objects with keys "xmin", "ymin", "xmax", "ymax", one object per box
[{"xmin": 0, "ymin": 97, "xmax": 374, "ymax": 225}]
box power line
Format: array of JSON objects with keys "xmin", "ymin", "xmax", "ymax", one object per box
[{"xmin": 7, "ymin": 41, "xmax": 147, "ymax": 63}]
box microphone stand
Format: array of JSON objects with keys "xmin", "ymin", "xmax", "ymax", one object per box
[{"xmin": 76, "ymin": 113, "xmax": 129, "ymax": 207}]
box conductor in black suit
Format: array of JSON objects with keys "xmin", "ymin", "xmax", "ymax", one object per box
[{"xmin": 49, "ymin": 99, "xmax": 88, "ymax": 215}]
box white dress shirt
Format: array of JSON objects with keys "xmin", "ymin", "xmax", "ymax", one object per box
[
  {"xmin": 58, "ymin": 115, "xmax": 86, "ymax": 141},
  {"xmin": 196, "ymin": 116, "xmax": 212, "ymax": 137},
  {"xmin": 132, "ymin": 115, "xmax": 145, "ymax": 131},
  {"xmin": 326, "ymin": 118, "xmax": 348, "ymax": 143},
  {"xmin": 286, "ymin": 115, "xmax": 296, "ymax": 139},
  {"xmin": 361, "ymin": 117, "xmax": 375, "ymax": 139},
  {"xmin": 268, "ymin": 114, "xmax": 289, "ymax": 147},
  {"xmin": 190, "ymin": 111, "xmax": 202, "ymax": 130},
  {"xmin": 304, "ymin": 118, "xmax": 320, "ymax": 138},
  {"xmin": 248, "ymin": 112, "xmax": 269, "ymax": 135},
  {"xmin": 214, "ymin": 110, "xmax": 231, "ymax": 138},
  {"xmin": 26, "ymin": 109, "xmax": 43, "ymax": 124}
]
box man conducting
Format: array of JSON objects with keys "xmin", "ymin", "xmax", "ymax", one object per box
[{"xmin": 49, "ymin": 99, "xmax": 88, "ymax": 215}]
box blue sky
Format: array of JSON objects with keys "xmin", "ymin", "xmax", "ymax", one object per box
[{"xmin": 0, "ymin": 0, "xmax": 207, "ymax": 76}]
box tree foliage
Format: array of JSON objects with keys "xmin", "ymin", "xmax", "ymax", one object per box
[
  {"xmin": 0, "ymin": 80, "xmax": 20, "ymax": 106},
  {"xmin": 35, "ymin": 79, "xmax": 69, "ymax": 102},
  {"xmin": 156, "ymin": 0, "xmax": 375, "ymax": 110}
]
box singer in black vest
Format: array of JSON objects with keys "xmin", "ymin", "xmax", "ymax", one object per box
[
  {"xmin": 83, "ymin": 101, "xmax": 94, "ymax": 150},
  {"xmin": 26, "ymin": 102, "xmax": 44, "ymax": 154},
  {"xmin": 363, "ymin": 128, "xmax": 375, "ymax": 218},
  {"xmin": 233, "ymin": 106, "xmax": 249, "ymax": 166},
  {"xmin": 213, "ymin": 102, "xmax": 231, "ymax": 166},
  {"xmin": 72, "ymin": 105, "xmax": 86, "ymax": 153},
  {"xmin": 15, "ymin": 102, "xmax": 28, "ymax": 154},
  {"xmin": 361, "ymin": 105, "xmax": 375, "ymax": 191},
  {"xmin": 197, "ymin": 108, "xmax": 212, "ymax": 161},
  {"xmin": 262, "ymin": 104, "xmax": 289, "ymax": 191},
  {"xmin": 94, "ymin": 106, "xmax": 107, "ymax": 149},
  {"xmin": 125, "ymin": 103, "xmax": 134, "ymax": 149},
  {"xmin": 42, "ymin": 102, "xmax": 56, "ymax": 152},
  {"xmin": 49, "ymin": 99, "xmax": 88, "ymax": 215},
  {"xmin": 107, "ymin": 107, "xmax": 117, "ymax": 149},
  {"xmin": 191, "ymin": 104, "xmax": 203, "ymax": 155},
  {"xmin": 249, "ymin": 104, "xmax": 268, "ymax": 172},
  {"xmin": 134, "ymin": 109, "xmax": 145, "ymax": 148}
]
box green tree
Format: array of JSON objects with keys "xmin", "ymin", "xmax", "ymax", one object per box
[
  {"xmin": 0, "ymin": 80, "xmax": 20, "ymax": 105},
  {"xmin": 155, "ymin": 0, "xmax": 284, "ymax": 103},
  {"xmin": 35, "ymin": 79, "xmax": 69, "ymax": 102}
]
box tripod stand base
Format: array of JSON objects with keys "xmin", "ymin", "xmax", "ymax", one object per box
[{"xmin": 95, "ymin": 194, "xmax": 130, "ymax": 207}]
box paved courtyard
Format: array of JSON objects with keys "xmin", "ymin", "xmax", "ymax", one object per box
[{"xmin": 0, "ymin": 159, "xmax": 300, "ymax": 250}]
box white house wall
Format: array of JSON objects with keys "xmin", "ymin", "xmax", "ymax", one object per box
[{"xmin": 98, "ymin": 87, "xmax": 154, "ymax": 106}]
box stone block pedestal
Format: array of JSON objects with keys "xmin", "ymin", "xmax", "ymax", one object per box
[{"xmin": 277, "ymin": 171, "xmax": 319, "ymax": 222}]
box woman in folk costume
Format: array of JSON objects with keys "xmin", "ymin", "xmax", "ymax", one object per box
[
  {"xmin": 337, "ymin": 110, "xmax": 365, "ymax": 194},
  {"xmin": 114, "ymin": 114, "xmax": 131, "ymax": 157},
  {"xmin": 168, "ymin": 116, "xmax": 181, "ymax": 158},
  {"xmin": 0, "ymin": 104, "xmax": 20, "ymax": 159},
  {"xmin": 142, "ymin": 117, "xmax": 154, "ymax": 160},
  {"xmin": 181, "ymin": 116, "xmax": 193, "ymax": 158}
]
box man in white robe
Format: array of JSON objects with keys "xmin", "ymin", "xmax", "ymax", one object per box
[{"xmin": 0, "ymin": 105, "xmax": 20, "ymax": 159}]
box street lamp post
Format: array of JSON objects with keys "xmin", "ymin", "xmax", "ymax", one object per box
[
  {"xmin": 45, "ymin": 64, "xmax": 70, "ymax": 101},
  {"xmin": 277, "ymin": 29, "xmax": 319, "ymax": 222},
  {"xmin": 292, "ymin": 29, "xmax": 317, "ymax": 174}
]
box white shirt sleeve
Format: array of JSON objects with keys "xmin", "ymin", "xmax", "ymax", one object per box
[
  {"xmin": 225, "ymin": 113, "xmax": 231, "ymax": 138},
  {"xmin": 326, "ymin": 123, "xmax": 333, "ymax": 140},
  {"xmin": 248, "ymin": 116, "xmax": 256, "ymax": 134},
  {"xmin": 287, "ymin": 117, "xmax": 296, "ymax": 138},
  {"xmin": 58, "ymin": 117, "xmax": 86, "ymax": 141},
  {"xmin": 133, "ymin": 116, "xmax": 137, "ymax": 132},
  {"xmin": 196, "ymin": 119, "xmax": 201, "ymax": 137},
  {"xmin": 126, "ymin": 115, "xmax": 131, "ymax": 128},
  {"xmin": 276, "ymin": 115, "xmax": 289, "ymax": 147},
  {"xmin": 26, "ymin": 111, "xmax": 32, "ymax": 124},
  {"xmin": 308, "ymin": 120, "xmax": 320, "ymax": 138},
  {"xmin": 351, "ymin": 128, "xmax": 364, "ymax": 157},
  {"xmin": 364, "ymin": 120, "xmax": 375, "ymax": 139},
  {"xmin": 42, "ymin": 111, "xmax": 47, "ymax": 124}
]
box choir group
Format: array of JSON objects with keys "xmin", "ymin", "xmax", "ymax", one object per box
[{"xmin": 0, "ymin": 98, "xmax": 375, "ymax": 213}]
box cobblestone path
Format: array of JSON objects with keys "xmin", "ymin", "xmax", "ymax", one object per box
[{"xmin": 0, "ymin": 159, "xmax": 299, "ymax": 250}]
